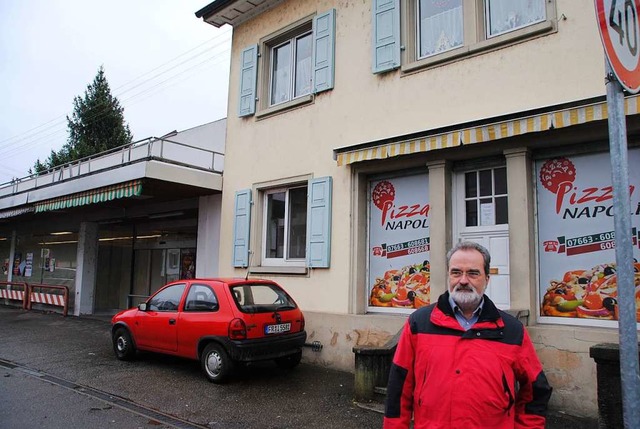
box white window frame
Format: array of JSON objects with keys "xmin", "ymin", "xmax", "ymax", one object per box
[
  {"xmin": 261, "ymin": 185, "xmax": 308, "ymax": 267},
  {"xmin": 269, "ymin": 31, "xmax": 313, "ymax": 107},
  {"xmin": 402, "ymin": 0, "xmax": 556, "ymax": 71},
  {"xmin": 257, "ymin": 16, "xmax": 315, "ymax": 117}
]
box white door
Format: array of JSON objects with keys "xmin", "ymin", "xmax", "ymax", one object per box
[{"xmin": 453, "ymin": 166, "xmax": 510, "ymax": 309}]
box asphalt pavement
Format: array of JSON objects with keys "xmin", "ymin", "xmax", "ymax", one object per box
[{"xmin": 0, "ymin": 306, "xmax": 598, "ymax": 428}]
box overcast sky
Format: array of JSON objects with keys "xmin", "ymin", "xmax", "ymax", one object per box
[{"xmin": 0, "ymin": 1, "xmax": 231, "ymax": 184}]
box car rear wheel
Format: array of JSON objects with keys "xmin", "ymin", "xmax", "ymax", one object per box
[
  {"xmin": 201, "ymin": 343, "xmax": 233, "ymax": 383},
  {"xmin": 113, "ymin": 327, "xmax": 136, "ymax": 361},
  {"xmin": 275, "ymin": 349, "xmax": 302, "ymax": 369}
]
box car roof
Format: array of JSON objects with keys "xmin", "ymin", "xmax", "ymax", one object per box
[{"xmin": 183, "ymin": 278, "xmax": 278, "ymax": 286}]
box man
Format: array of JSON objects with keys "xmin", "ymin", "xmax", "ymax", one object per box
[{"xmin": 384, "ymin": 241, "xmax": 552, "ymax": 429}]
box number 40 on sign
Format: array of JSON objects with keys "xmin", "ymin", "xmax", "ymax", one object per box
[{"xmin": 595, "ymin": 0, "xmax": 640, "ymax": 93}]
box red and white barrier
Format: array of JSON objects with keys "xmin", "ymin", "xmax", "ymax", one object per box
[
  {"xmin": 0, "ymin": 282, "xmax": 28, "ymax": 309},
  {"xmin": 0, "ymin": 282, "xmax": 69, "ymax": 316},
  {"xmin": 30, "ymin": 292, "xmax": 65, "ymax": 307},
  {"xmin": 0, "ymin": 289, "xmax": 25, "ymax": 301},
  {"xmin": 28, "ymin": 284, "xmax": 69, "ymax": 316}
]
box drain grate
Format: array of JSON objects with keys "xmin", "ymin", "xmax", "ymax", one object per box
[{"xmin": 0, "ymin": 358, "xmax": 207, "ymax": 429}]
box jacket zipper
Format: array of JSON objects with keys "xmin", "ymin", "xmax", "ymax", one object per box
[{"xmin": 502, "ymin": 372, "xmax": 515, "ymax": 416}]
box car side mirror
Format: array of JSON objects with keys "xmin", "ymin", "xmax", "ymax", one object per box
[{"xmin": 138, "ymin": 303, "xmax": 147, "ymax": 311}]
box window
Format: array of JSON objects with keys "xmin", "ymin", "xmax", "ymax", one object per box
[
  {"xmin": 464, "ymin": 167, "xmax": 508, "ymax": 227},
  {"xmin": 264, "ymin": 185, "xmax": 308, "ymax": 265},
  {"xmin": 230, "ymin": 283, "xmax": 297, "ymax": 313},
  {"xmin": 417, "ymin": 0, "xmax": 463, "ymax": 59},
  {"xmin": 148, "ymin": 283, "xmax": 186, "ymax": 311},
  {"xmin": 184, "ymin": 284, "xmax": 218, "ymax": 312},
  {"xmin": 232, "ymin": 177, "xmax": 332, "ymax": 270},
  {"xmin": 485, "ymin": 0, "xmax": 546, "ymax": 38},
  {"xmin": 238, "ymin": 9, "xmax": 335, "ymax": 117},
  {"xmin": 270, "ymin": 32, "xmax": 313, "ymax": 106},
  {"xmin": 372, "ymin": 0, "xmax": 556, "ymax": 73}
]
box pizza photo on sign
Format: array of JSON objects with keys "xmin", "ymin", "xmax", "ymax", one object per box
[
  {"xmin": 369, "ymin": 260, "xmax": 430, "ymax": 309},
  {"xmin": 541, "ymin": 261, "xmax": 640, "ymax": 321}
]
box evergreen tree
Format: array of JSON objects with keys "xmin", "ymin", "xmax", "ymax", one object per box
[{"xmin": 32, "ymin": 66, "xmax": 133, "ymax": 173}]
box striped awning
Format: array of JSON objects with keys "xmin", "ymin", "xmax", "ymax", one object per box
[
  {"xmin": 0, "ymin": 206, "xmax": 34, "ymax": 219},
  {"xmin": 335, "ymin": 94, "xmax": 640, "ymax": 166},
  {"xmin": 34, "ymin": 180, "xmax": 142, "ymax": 213}
]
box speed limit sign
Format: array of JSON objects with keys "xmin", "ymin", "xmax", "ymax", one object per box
[{"xmin": 596, "ymin": 0, "xmax": 640, "ymax": 92}]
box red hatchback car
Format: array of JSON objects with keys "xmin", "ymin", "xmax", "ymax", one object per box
[{"xmin": 111, "ymin": 278, "xmax": 307, "ymax": 383}]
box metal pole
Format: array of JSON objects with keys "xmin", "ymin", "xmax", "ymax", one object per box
[{"xmin": 604, "ymin": 58, "xmax": 640, "ymax": 429}]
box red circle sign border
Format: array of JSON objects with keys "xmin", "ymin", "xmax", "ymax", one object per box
[{"xmin": 595, "ymin": 0, "xmax": 640, "ymax": 92}]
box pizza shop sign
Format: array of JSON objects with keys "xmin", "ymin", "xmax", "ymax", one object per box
[
  {"xmin": 372, "ymin": 180, "xmax": 430, "ymax": 230},
  {"xmin": 536, "ymin": 151, "xmax": 640, "ymax": 325}
]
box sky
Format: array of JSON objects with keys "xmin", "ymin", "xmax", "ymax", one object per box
[{"xmin": 0, "ymin": 1, "xmax": 231, "ymax": 184}]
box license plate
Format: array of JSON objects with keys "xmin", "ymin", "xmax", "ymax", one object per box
[{"xmin": 265, "ymin": 323, "xmax": 291, "ymax": 334}]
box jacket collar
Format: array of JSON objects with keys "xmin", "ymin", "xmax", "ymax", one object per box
[{"xmin": 435, "ymin": 291, "xmax": 504, "ymax": 330}]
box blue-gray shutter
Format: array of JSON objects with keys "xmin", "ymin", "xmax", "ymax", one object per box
[
  {"xmin": 238, "ymin": 45, "xmax": 258, "ymax": 117},
  {"xmin": 313, "ymin": 9, "xmax": 336, "ymax": 93},
  {"xmin": 233, "ymin": 189, "xmax": 252, "ymax": 267},
  {"xmin": 372, "ymin": 0, "xmax": 400, "ymax": 73},
  {"xmin": 306, "ymin": 177, "xmax": 332, "ymax": 268}
]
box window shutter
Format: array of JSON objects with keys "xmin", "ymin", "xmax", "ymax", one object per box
[
  {"xmin": 238, "ymin": 45, "xmax": 258, "ymax": 117},
  {"xmin": 233, "ymin": 189, "xmax": 252, "ymax": 267},
  {"xmin": 372, "ymin": 0, "xmax": 400, "ymax": 73},
  {"xmin": 313, "ymin": 9, "xmax": 336, "ymax": 93},
  {"xmin": 306, "ymin": 177, "xmax": 332, "ymax": 268}
]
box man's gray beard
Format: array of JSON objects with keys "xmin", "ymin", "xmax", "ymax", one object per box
[{"xmin": 450, "ymin": 285, "xmax": 482, "ymax": 313}]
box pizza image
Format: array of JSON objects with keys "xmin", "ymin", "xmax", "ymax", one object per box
[
  {"xmin": 542, "ymin": 262, "xmax": 640, "ymax": 321},
  {"xmin": 370, "ymin": 261, "xmax": 430, "ymax": 309}
]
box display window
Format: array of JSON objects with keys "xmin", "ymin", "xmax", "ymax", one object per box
[
  {"xmin": 367, "ymin": 173, "xmax": 431, "ymax": 313},
  {"xmin": 536, "ymin": 149, "xmax": 640, "ymax": 326}
]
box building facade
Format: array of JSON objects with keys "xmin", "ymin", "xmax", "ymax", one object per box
[
  {"xmin": 195, "ymin": 0, "xmax": 640, "ymax": 418},
  {"xmin": 0, "ymin": 120, "xmax": 226, "ymax": 315}
]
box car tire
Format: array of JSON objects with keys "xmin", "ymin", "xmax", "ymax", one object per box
[
  {"xmin": 113, "ymin": 327, "xmax": 136, "ymax": 361},
  {"xmin": 275, "ymin": 349, "xmax": 302, "ymax": 369},
  {"xmin": 201, "ymin": 343, "xmax": 233, "ymax": 383}
]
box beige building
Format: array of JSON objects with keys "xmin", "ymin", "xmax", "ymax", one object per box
[{"xmin": 196, "ymin": 0, "xmax": 640, "ymax": 418}]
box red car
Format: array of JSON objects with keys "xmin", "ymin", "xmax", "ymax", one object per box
[{"xmin": 111, "ymin": 278, "xmax": 306, "ymax": 383}]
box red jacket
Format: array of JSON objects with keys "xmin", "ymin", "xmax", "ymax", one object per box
[{"xmin": 383, "ymin": 292, "xmax": 552, "ymax": 429}]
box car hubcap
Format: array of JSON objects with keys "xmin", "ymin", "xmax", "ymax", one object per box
[
  {"xmin": 117, "ymin": 336, "xmax": 127, "ymax": 352},
  {"xmin": 207, "ymin": 351, "xmax": 222, "ymax": 376}
]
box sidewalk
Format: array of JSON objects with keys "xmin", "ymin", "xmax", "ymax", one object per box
[
  {"xmin": 353, "ymin": 399, "xmax": 598, "ymax": 429},
  {"xmin": 1, "ymin": 306, "xmax": 599, "ymax": 428}
]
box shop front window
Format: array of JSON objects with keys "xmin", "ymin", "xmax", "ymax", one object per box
[
  {"xmin": 367, "ymin": 173, "xmax": 431, "ymax": 313},
  {"xmin": 536, "ymin": 150, "xmax": 640, "ymax": 326}
]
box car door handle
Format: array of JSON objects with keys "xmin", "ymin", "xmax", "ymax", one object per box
[{"xmin": 169, "ymin": 319, "xmax": 176, "ymax": 325}]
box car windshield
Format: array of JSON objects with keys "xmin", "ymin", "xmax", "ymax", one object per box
[{"xmin": 230, "ymin": 283, "xmax": 297, "ymax": 313}]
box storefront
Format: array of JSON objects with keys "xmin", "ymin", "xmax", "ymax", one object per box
[{"xmin": 330, "ymin": 95, "xmax": 640, "ymax": 417}]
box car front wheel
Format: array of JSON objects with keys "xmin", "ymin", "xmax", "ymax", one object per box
[
  {"xmin": 201, "ymin": 343, "xmax": 233, "ymax": 383},
  {"xmin": 113, "ymin": 327, "xmax": 136, "ymax": 361}
]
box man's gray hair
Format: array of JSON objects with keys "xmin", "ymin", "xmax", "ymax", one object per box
[{"xmin": 446, "ymin": 241, "xmax": 491, "ymax": 276}]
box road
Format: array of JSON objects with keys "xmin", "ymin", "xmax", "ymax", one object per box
[{"xmin": 0, "ymin": 307, "xmax": 382, "ymax": 429}]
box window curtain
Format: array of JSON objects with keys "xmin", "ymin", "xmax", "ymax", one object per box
[
  {"xmin": 486, "ymin": 0, "xmax": 545, "ymax": 37},
  {"xmin": 419, "ymin": 0, "xmax": 463, "ymax": 58}
]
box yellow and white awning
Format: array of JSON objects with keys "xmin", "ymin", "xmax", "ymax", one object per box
[
  {"xmin": 34, "ymin": 180, "xmax": 143, "ymax": 213},
  {"xmin": 335, "ymin": 95, "xmax": 640, "ymax": 166}
]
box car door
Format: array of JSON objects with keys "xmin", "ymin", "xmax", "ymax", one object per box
[
  {"xmin": 136, "ymin": 283, "xmax": 186, "ymax": 352},
  {"xmin": 176, "ymin": 282, "xmax": 227, "ymax": 358}
]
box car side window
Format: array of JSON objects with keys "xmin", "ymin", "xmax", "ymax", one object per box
[
  {"xmin": 184, "ymin": 284, "xmax": 219, "ymax": 312},
  {"xmin": 148, "ymin": 284, "xmax": 186, "ymax": 311}
]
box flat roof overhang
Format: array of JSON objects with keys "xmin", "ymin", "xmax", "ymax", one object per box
[{"xmin": 195, "ymin": 0, "xmax": 284, "ymax": 27}]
